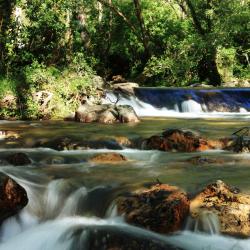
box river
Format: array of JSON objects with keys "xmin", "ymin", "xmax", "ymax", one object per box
[{"xmin": 0, "ymin": 115, "xmax": 250, "ymax": 249}]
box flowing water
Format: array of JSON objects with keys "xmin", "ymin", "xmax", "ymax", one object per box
[{"xmin": 1, "ymin": 88, "xmax": 250, "ymax": 249}]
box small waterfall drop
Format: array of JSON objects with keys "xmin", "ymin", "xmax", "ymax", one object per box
[
  {"xmin": 181, "ymin": 99, "xmax": 203, "ymax": 113},
  {"xmin": 186, "ymin": 211, "xmax": 220, "ymax": 235}
]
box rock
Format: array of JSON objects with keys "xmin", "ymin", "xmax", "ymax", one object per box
[
  {"xmin": 113, "ymin": 82, "xmax": 139, "ymax": 95},
  {"xmin": 112, "ymin": 136, "xmax": 132, "ymax": 147},
  {"xmin": 112, "ymin": 75, "xmax": 127, "ymax": 83},
  {"xmin": 143, "ymin": 129, "xmax": 223, "ymax": 152},
  {"xmin": 206, "ymin": 102, "xmax": 237, "ymax": 112},
  {"xmin": 0, "ymin": 130, "xmax": 20, "ymax": 140},
  {"xmin": 5, "ymin": 152, "xmax": 31, "ymax": 166},
  {"xmin": 35, "ymin": 137, "xmax": 123, "ymax": 151},
  {"xmin": 92, "ymin": 76, "xmax": 107, "ymax": 89},
  {"xmin": 98, "ymin": 108, "xmax": 117, "ymax": 124},
  {"xmin": 88, "ymin": 227, "xmax": 182, "ymax": 250},
  {"xmin": 190, "ymin": 180, "xmax": 250, "ymax": 237},
  {"xmin": 89, "ymin": 153, "xmax": 127, "ymax": 164},
  {"xmin": 75, "ymin": 103, "xmax": 140, "ymax": 124},
  {"xmin": 116, "ymin": 105, "xmax": 140, "ymax": 123},
  {"xmin": 0, "ymin": 175, "xmax": 28, "ymax": 223},
  {"xmin": 187, "ymin": 156, "xmax": 225, "ymax": 165},
  {"xmin": 222, "ymin": 80, "xmax": 250, "ymax": 88},
  {"xmin": 117, "ymin": 184, "xmax": 190, "ymax": 234},
  {"xmin": 226, "ymin": 136, "xmax": 250, "ymax": 153}
]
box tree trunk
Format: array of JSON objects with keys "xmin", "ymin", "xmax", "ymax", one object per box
[
  {"xmin": 198, "ymin": 47, "xmax": 221, "ymax": 86},
  {"xmin": 0, "ymin": 0, "xmax": 15, "ymax": 72},
  {"xmin": 133, "ymin": 0, "xmax": 151, "ymax": 58}
]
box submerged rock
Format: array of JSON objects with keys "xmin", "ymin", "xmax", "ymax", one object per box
[
  {"xmin": 87, "ymin": 227, "xmax": 182, "ymax": 250},
  {"xmin": 75, "ymin": 104, "xmax": 140, "ymax": 124},
  {"xmin": 5, "ymin": 152, "xmax": 31, "ymax": 166},
  {"xmin": 190, "ymin": 180, "xmax": 250, "ymax": 237},
  {"xmin": 35, "ymin": 137, "xmax": 123, "ymax": 151},
  {"xmin": 117, "ymin": 184, "xmax": 190, "ymax": 234},
  {"xmin": 143, "ymin": 129, "xmax": 225, "ymax": 152},
  {"xmin": 187, "ymin": 156, "xmax": 225, "ymax": 165},
  {"xmin": 89, "ymin": 153, "xmax": 127, "ymax": 164},
  {"xmin": 0, "ymin": 175, "xmax": 28, "ymax": 223}
]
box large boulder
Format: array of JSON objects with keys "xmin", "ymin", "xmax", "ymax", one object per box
[
  {"xmin": 75, "ymin": 104, "xmax": 140, "ymax": 124},
  {"xmin": 190, "ymin": 180, "xmax": 250, "ymax": 237},
  {"xmin": 143, "ymin": 129, "xmax": 226, "ymax": 152},
  {"xmin": 117, "ymin": 184, "xmax": 190, "ymax": 234},
  {"xmin": 89, "ymin": 153, "xmax": 127, "ymax": 164},
  {"xmin": 0, "ymin": 175, "xmax": 28, "ymax": 223}
]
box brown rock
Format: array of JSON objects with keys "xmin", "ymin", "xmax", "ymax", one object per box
[
  {"xmin": 117, "ymin": 184, "xmax": 190, "ymax": 234},
  {"xmin": 0, "ymin": 177, "xmax": 28, "ymax": 223},
  {"xmin": 143, "ymin": 129, "xmax": 226, "ymax": 152},
  {"xmin": 5, "ymin": 152, "xmax": 31, "ymax": 166},
  {"xmin": 0, "ymin": 130, "xmax": 20, "ymax": 140},
  {"xmin": 89, "ymin": 153, "xmax": 127, "ymax": 164},
  {"xmin": 112, "ymin": 136, "xmax": 132, "ymax": 147},
  {"xmin": 190, "ymin": 180, "xmax": 250, "ymax": 237}
]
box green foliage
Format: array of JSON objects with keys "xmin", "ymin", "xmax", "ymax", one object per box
[{"xmin": 0, "ymin": 0, "xmax": 249, "ymax": 119}]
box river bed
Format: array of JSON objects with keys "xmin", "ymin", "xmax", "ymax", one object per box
[{"xmin": 0, "ymin": 118, "xmax": 250, "ymax": 249}]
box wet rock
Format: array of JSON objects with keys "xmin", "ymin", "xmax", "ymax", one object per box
[
  {"xmin": 190, "ymin": 180, "xmax": 250, "ymax": 237},
  {"xmin": 5, "ymin": 152, "xmax": 31, "ymax": 166},
  {"xmin": 87, "ymin": 227, "xmax": 182, "ymax": 250},
  {"xmin": 117, "ymin": 184, "xmax": 190, "ymax": 234},
  {"xmin": 143, "ymin": 129, "xmax": 224, "ymax": 152},
  {"xmin": 35, "ymin": 137, "xmax": 123, "ymax": 151},
  {"xmin": 89, "ymin": 153, "xmax": 127, "ymax": 164},
  {"xmin": 112, "ymin": 136, "xmax": 132, "ymax": 147},
  {"xmin": 227, "ymin": 136, "xmax": 250, "ymax": 153},
  {"xmin": 75, "ymin": 104, "xmax": 140, "ymax": 124},
  {"xmin": 206, "ymin": 103, "xmax": 238, "ymax": 112},
  {"xmin": 187, "ymin": 156, "xmax": 225, "ymax": 165},
  {"xmin": 0, "ymin": 175, "xmax": 28, "ymax": 223},
  {"xmin": 0, "ymin": 130, "xmax": 20, "ymax": 140}
]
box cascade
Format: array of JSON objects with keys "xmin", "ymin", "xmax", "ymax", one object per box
[
  {"xmin": 185, "ymin": 211, "xmax": 220, "ymax": 235},
  {"xmin": 103, "ymin": 88, "xmax": 250, "ymax": 118}
]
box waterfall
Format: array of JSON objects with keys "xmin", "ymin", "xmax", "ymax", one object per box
[
  {"xmin": 181, "ymin": 99, "xmax": 203, "ymax": 113},
  {"xmin": 185, "ymin": 211, "xmax": 220, "ymax": 235},
  {"xmin": 103, "ymin": 88, "xmax": 250, "ymax": 118}
]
